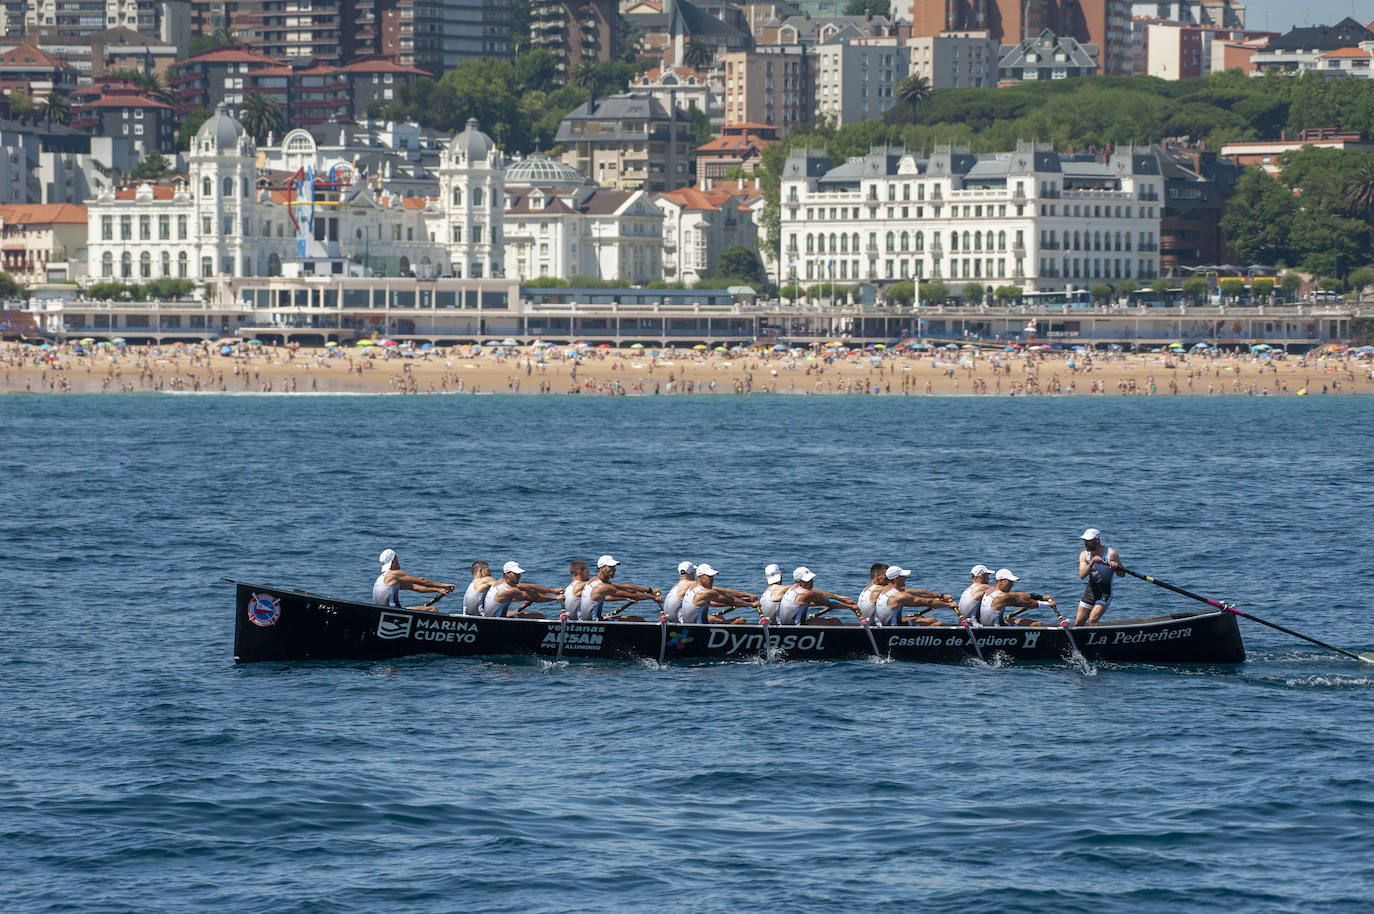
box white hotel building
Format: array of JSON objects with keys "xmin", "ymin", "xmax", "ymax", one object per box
[{"xmin": 779, "ymin": 143, "xmax": 1162, "ymax": 292}]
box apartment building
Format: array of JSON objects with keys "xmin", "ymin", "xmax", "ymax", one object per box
[
  {"xmin": 554, "ymin": 93, "xmax": 695, "ymax": 192},
  {"xmin": 906, "ymin": 0, "xmax": 1131, "ymax": 74},
  {"xmin": 907, "ymin": 29, "xmax": 996, "ymax": 88},
  {"xmin": 812, "ymin": 36, "xmax": 909, "ymax": 127},
  {"xmin": 721, "ymin": 44, "xmax": 811, "ymax": 135}
]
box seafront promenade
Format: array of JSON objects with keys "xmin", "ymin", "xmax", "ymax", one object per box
[{"xmin": 11, "ymin": 275, "xmax": 1370, "ymax": 352}]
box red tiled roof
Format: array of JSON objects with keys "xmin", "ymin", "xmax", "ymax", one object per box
[
  {"xmin": 114, "ymin": 185, "xmax": 178, "ymax": 200},
  {"xmin": 0, "ymin": 203, "xmax": 87, "ymax": 224},
  {"xmin": 182, "ymin": 45, "xmax": 279, "ymax": 66},
  {"xmin": 1320, "ymin": 47, "xmax": 1373, "ymax": 58},
  {"xmin": 341, "ymin": 56, "xmax": 430, "ymax": 76},
  {"xmin": 0, "ymin": 43, "xmax": 73, "ymax": 70},
  {"xmin": 76, "ymin": 90, "xmax": 171, "ymax": 110}
]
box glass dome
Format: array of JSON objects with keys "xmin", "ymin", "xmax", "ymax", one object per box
[{"xmin": 504, "ymin": 155, "xmax": 589, "ymax": 187}]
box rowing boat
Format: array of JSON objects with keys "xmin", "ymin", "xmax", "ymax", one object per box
[{"xmin": 229, "ymin": 580, "xmax": 1246, "ymax": 665}]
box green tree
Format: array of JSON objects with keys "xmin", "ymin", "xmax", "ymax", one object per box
[
  {"xmin": 1279, "ymin": 271, "xmax": 1303, "ymax": 301},
  {"xmin": 918, "ymin": 281, "xmax": 948, "ymax": 304},
  {"xmin": 891, "ymin": 75, "xmax": 933, "ymax": 124},
  {"xmin": 1251, "ymin": 277, "xmax": 1275, "ymax": 302},
  {"xmin": 508, "ymin": 0, "xmax": 531, "ymax": 55},
  {"xmin": 41, "ymin": 92, "xmax": 71, "ymax": 125},
  {"xmin": 842, "ymin": 0, "xmax": 889, "ymax": 12},
  {"xmin": 994, "ymin": 285, "xmax": 1022, "ymax": 304},
  {"xmin": 683, "ymin": 39, "xmax": 713, "ymax": 70},
  {"xmin": 885, "ymin": 281, "xmax": 915, "ymax": 306},
  {"xmin": 189, "ymin": 27, "xmax": 237, "ymax": 56},
  {"xmin": 1218, "ymin": 277, "xmax": 1247, "ymax": 300},
  {"xmin": 961, "ymin": 282, "xmax": 984, "ymax": 304},
  {"xmin": 1341, "ymin": 152, "xmax": 1374, "ymax": 249},
  {"xmin": 779, "ymin": 283, "xmax": 805, "ymax": 301},
  {"xmin": 1181, "ymin": 276, "xmax": 1208, "ymax": 304},
  {"xmin": 687, "ymin": 106, "xmax": 714, "ymax": 148},
  {"xmin": 711, "ymin": 246, "xmax": 767, "ymax": 286},
  {"xmin": 176, "ymin": 107, "xmax": 213, "ymax": 151},
  {"xmin": 9, "ymin": 93, "xmax": 37, "ymax": 121},
  {"xmin": 1149, "ymin": 277, "xmax": 1171, "ymax": 297},
  {"xmin": 239, "ymin": 92, "xmax": 285, "ymax": 144},
  {"xmin": 1116, "ymin": 278, "xmax": 1138, "ymax": 302},
  {"xmin": 572, "ymin": 61, "xmax": 602, "ymax": 96},
  {"xmin": 0, "ymin": 271, "xmax": 26, "ymax": 299},
  {"xmin": 1221, "ymin": 167, "xmax": 1296, "ymax": 265},
  {"xmin": 1090, "ymin": 283, "xmax": 1113, "ymax": 303},
  {"xmin": 1346, "ymin": 267, "xmax": 1374, "ymax": 296},
  {"xmin": 131, "ymin": 152, "xmax": 175, "ymax": 181}
]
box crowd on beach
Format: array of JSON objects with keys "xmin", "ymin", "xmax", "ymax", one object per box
[{"xmin": 4, "ymin": 337, "xmax": 1373, "ymax": 397}]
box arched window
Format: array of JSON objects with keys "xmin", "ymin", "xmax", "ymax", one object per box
[
  {"xmin": 885, "ymin": 231, "xmax": 895, "ymax": 252},
  {"xmin": 840, "ymin": 234, "xmax": 848, "ymax": 253},
  {"xmin": 472, "ymin": 187, "xmax": 483, "ymax": 207},
  {"xmin": 101, "ymin": 251, "xmax": 113, "ymax": 278},
  {"xmin": 121, "ymin": 251, "xmax": 132, "ymax": 278},
  {"xmin": 986, "ymin": 231, "xmax": 995, "ymax": 250},
  {"xmin": 900, "ymin": 231, "xmax": 909, "ymax": 252},
  {"xmin": 973, "ymin": 232, "xmax": 982, "ymax": 251},
  {"xmin": 997, "ymin": 231, "xmax": 1006, "ymax": 250},
  {"xmin": 242, "ymin": 177, "xmax": 249, "ymax": 197},
  {"xmin": 915, "ymin": 231, "xmax": 924, "ymax": 252},
  {"xmin": 223, "ymin": 177, "xmax": 233, "ymax": 197},
  {"xmin": 963, "ymin": 231, "xmax": 972, "ymax": 251},
  {"xmin": 806, "ymin": 233, "xmax": 814, "ymax": 254},
  {"xmin": 816, "ymin": 234, "xmax": 825, "ymax": 254},
  {"xmin": 1094, "ymin": 232, "xmax": 1102, "ymax": 251},
  {"xmin": 828, "ymin": 233, "xmax": 837, "ymax": 253},
  {"xmin": 851, "ymin": 232, "xmax": 860, "ymax": 253},
  {"xmin": 202, "ymin": 177, "xmax": 212, "ymax": 197},
  {"xmin": 177, "ymin": 251, "xmax": 188, "ymax": 278},
  {"xmin": 140, "ymin": 251, "xmax": 151, "ymax": 278},
  {"xmin": 452, "ymin": 187, "xmax": 462, "ymax": 206},
  {"xmin": 1115, "ymin": 231, "xmax": 1123, "ymax": 251},
  {"xmin": 950, "ymin": 233, "xmax": 959, "ymax": 252}
]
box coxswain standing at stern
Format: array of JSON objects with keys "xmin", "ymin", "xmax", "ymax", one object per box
[
  {"xmin": 580, "ymin": 555, "xmax": 660, "ymax": 621},
  {"xmin": 1075, "ymin": 527, "xmax": 1124, "ymax": 626},
  {"xmin": 485, "ymin": 561, "xmax": 562, "ymax": 618},
  {"xmin": 874, "ymin": 564, "xmax": 952, "ymax": 626},
  {"xmin": 978, "ymin": 569, "xmax": 1051, "ymax": 627},
  {"xmin": 776, "ymin": 566, "xmax": 856, "ymax": 625},
  {"xmin": 681, "ymin": 564, "xmax": 757, "ymax": 623},
  {"xmin": 957, "ymin": 565, "xmax": 994, "ymax": 624}
]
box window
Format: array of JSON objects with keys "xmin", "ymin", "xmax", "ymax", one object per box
[
  {"xmin": 158, "ymin": 215, "xmax": 169, "ymax": 240},
  {"xmin": 140, "ymin": 251, "xmax": 151, "ymax": 278},
  {"xmin": 101, "ymin": 251, "xmax": 113, "ymax": 277},
  {"xmin": 203, "ymin": 216, "xmax": 212, "ymax": 235},
  {"xmin": 223, "ymin": 177, "xmax": 233, "ymax": 197},
  {"xmin": 121, "ymin": 251, "xmax": 132, "ymax": 278},
  {"xmin": 177, "ymin": 216, "xmax": 187, "ymax": 239},
  {"xmin": 139, "ymin": 216, "xmax": 150, "ymax": 240},
  {"xmin": 202, "ymin": 256, "xmax": 212, "ymax": 277},
  {"xmin": 178, "ymin": 251, "xmax": 188, "ymax": 278},
  {"xmin": 203, "ymin": 177, "xmax": 212, "ymax": 197},
  {"xmin": 101, "ymin": 216, "xmax": 112, "ymax": 240},
  {"xmin": 119, "ymin": 216, "xmax": 131, "ymax": 239},
  {"xmin": 161, "ymin": 251, "xmax": 170, "ymax": 276}
]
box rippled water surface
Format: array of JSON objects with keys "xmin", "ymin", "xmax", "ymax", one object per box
[{"xmin": 3, "ymin": 394, "xmax": 1373, "ymax": 913}]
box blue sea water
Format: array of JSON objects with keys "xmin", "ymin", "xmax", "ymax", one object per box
[{"xmin": 2, "ymin": 393, "xmax": 1373, "ymax": 913}]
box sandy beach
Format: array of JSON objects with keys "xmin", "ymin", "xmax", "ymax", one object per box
[{"xmin": 4, "ymin": 339, "xmax": 1372, "ymax": 396}]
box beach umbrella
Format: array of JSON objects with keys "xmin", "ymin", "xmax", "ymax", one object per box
[
  {"xmin": 112, "ymin": 337, "xmax": 127, "ymax": 345},
  {"xmin": 78, "ymin": 337, "xmax": 95, "ymax": 345},
  {"xmin": 502, "ymin": 338, "xmax": 518, "ymax": 346},
  {"xmin": 1071, "ymin": 345, "xmax": 1087, "ymax": 351},
  {"xmin": 355, "ymin": 340, "xmax": 374, "ymax": 348},
  {"xmin": 379, "ymin": 339, "xmax": 399, "ymax": 347},
  {"xmin": 693, "ymin": 344, "xmax": 708, "ymax": 350},
  {"xmin": 1150, "ymin": 347, "xmax": 1162, "ymax": 353},
  {"xmin": 772, "ymin": 344, "xmax": 788, "ymax": 351},
  {"xmin": 713, "ymin": 345, "xmax": 729, "ymax": 352},
  {"xmin": 1250, "ymin": 343, "xmax": 1270, "ymax": 352},
  {"xmin": 943, "ymin": 343, "xmax": 958, "ymax": 350},
  {"xmin": 1109, "ymin": 344, "xmax": 1123, "ymax": 351},
  {"xmin": 420, "ymin": 342, "xmax": 435, "ymax": 351},
  {"xmin": 484, "ymin": 340, "xmax": 503, "ymax": 346},
  {"xmin": 325, "ymin": 341, "xmax": 338, "ymax": 348},
  {"xmin": 38, "ymin": 342, "xmax": 54, "ymax": 350},
  {"xmin": 628, "ymin": 343, "xmax": 644, "ymax": 349},
  {"xmin": 961, "ymin": 343, "xmax": 978, "ymax": 349},
  {"xmin": 824, "ymin": 341, "xmax": 843, "ymax": 348},
  {"xmin": 247, "ymin": 339, "xmax": 263, "ymax": 346}
]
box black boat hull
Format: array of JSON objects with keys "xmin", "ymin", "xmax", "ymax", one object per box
[{"xmin": 231, "ymin": 581, "xmax": 1246, "ymax": 665}]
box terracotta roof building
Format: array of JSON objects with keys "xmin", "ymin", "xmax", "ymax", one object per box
[{"xmin": 0, "ymin": 201, "xmax": 87, "ymax": 284}]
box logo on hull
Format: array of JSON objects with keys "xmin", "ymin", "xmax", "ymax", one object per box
[
  {"xmin": 377, "ymin": 612, "xmax": 413, "ymax": 639},
  {"xmin": 247, "ymin": 593, "xmax": 281, "ymax": 627}
]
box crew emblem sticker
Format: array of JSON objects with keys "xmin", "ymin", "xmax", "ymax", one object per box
[
  {"xmin": 247, "ymin": 593, "xmax": 282, "ymax": 627},
  {"xmin": 377, "ymin": 612, "xmax": 413, "ymax": 639}
]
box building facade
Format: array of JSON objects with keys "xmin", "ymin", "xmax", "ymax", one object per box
[
  {"xmin": 998, "ymin": 29, "xmax": 1098, "ymax": 82},
  {"xmin": 655, "ymin": 181, "xmax": 762, "ymax": 286},
  {"xmin": 555, "ymin": 93, "xmax": 695, "ymax": 192},
  {"xmin": 906, "ymin": 0, "xmax": 1130, "ymax": 74},
  {"xmin": 812, "ymin": 36, "xmax": 909, "ymax": 126},
  {"xmin": 530, "ymin": 0, "xmax": 617, "ymax": 82},
  {"xmin": 0, "ymin": 202, "xmax": 86, "ymax": 283},
  {"xmin": 721, "ymin": 45, "xmax": 812, "ymax": 135},
  {"xmin": 71, "ymin": 79, "xmax": 175, "ymax": 156},
  {"xmin": 907, "ymin": 30, "xmax": 997, "ymax": 89},
  {"xmin": 779, "ymin": 143, "xmax": 1162, "ymax": 293}
]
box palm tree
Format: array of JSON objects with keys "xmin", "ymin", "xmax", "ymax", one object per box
[
  {"xmin": 571, "ymin": 61, "xmax": 602, "ymax": 97},
  {"xmin": 893, "ymin": 75, "xmax": 932, "ymax": 123},
  {"xmin": 683, "ymin": 39, "xmax": 712, "ymax": 70},
  {"xmin": 239, "ymin": 92, "xmax": 284, "ymax": 144},
  {"xmin": 40, "ymin": 92, "xmax": 71, "ymax": 125},
  {"xmin": 1342, "ymin": 154, "xmax": 1374, "ymax": 249}
]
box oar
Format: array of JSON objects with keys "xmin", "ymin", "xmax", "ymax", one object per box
[
  {"xmin": 419, "ymin": 591, "xmax": 447, "ymax": 607},
  {"xmin": 606, "ymin": 600, "xmax": 639, "ymax": 619},
  {"xmin": 1038, "ymin": 600, "xmax": 1083, "ymax": 660},
  {"xmin": 951, "ymin": 607, "xmax": 985, "ymax": 663},
  {"xmin": 1123, "ymin": 567, "xmax": 1374, "ymax": 664}
]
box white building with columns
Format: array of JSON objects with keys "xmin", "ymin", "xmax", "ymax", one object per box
[{"xmin": 778, "ymin": 143, "xmax": 1162, "ymax": 293}]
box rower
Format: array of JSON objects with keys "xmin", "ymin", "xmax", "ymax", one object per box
[
  {"xmin": 485, "ymin": 561, "xmax": 562, "ymax": 618},
  {"xmin": 856, "ymin": 562, "xmax": 889, "ymax": 623},
  {"xmin": 681, "ymin": 563, "xmax": 757, "ymax": 623},
  {"xmin": 372, "ymin": 548, "xmax": 453, "ymax": 608},
  {"xmin": 661, "ymin": 560, "xmax": 696, "ymax": 622},
  {"xmin": 579, "ymin": 555, "xmax": 660, "ymax": 621},
  {"xmin": 957, "ymin": 564, "xmax": 994, "ymax": 624},
  {"xmin": 777, "ymin": 566, "xmax": 856, "ymax": 625},
  {"xmin": 1075, "ymin": 527, "xmax": 1124, "ymax": 626},
  {"xmin": 562, "ymin": 560, "xmax": 591, "ymax": 619},
  {"xmin": 462, "ymin": 561, "xmax": 498, "ymax": 616},
  {"xmin": 874, "ymin": 564, "xmax": 952, "ymax": 626},
  {"xmin": 978, "ymin": 569, "xmax": 1051, "ymax": 627},
  {"xmin": 758, "ymin": 563, "xmax": 788, "ymax": 624}
]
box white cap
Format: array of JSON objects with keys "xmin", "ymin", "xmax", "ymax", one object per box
[
  {"xmin": 995, "ymin": 568, "xmax": 1020, "ymax": 582},
  {"xmin": 696, "ymin": 563, "xmax": 718, "ymax": 577},
  {"xmin": 1081, "ymin": 528, "xmax": 1101, "ymax": 541},
  {"xmin": 379, "ymin": 548, "xmax": 397, "ymax": 568},
  {"xmin": 678, "ymin": 560, "xmax": 696, "ymax": 575},
  {"xmin": 597, "ymin": 554, "xmax": 620, "ymax": 568},
  {"xmin": 503, "ymin": 560, "xmax": 525, "ymax": 575},
  {"xmin": 970, "ymin": 564, "xmax": 991, "ymax": 577},
  {"xmin": 765, "ymin": 563, "xmax": 782, "ymax": 584},
  {"xmin": 793, "ymin": 566, "xmax": 815, "ymax": 583},
  {"xmin": 886, "ymin": 565, "xmax": 910, "ymax": 580}
]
